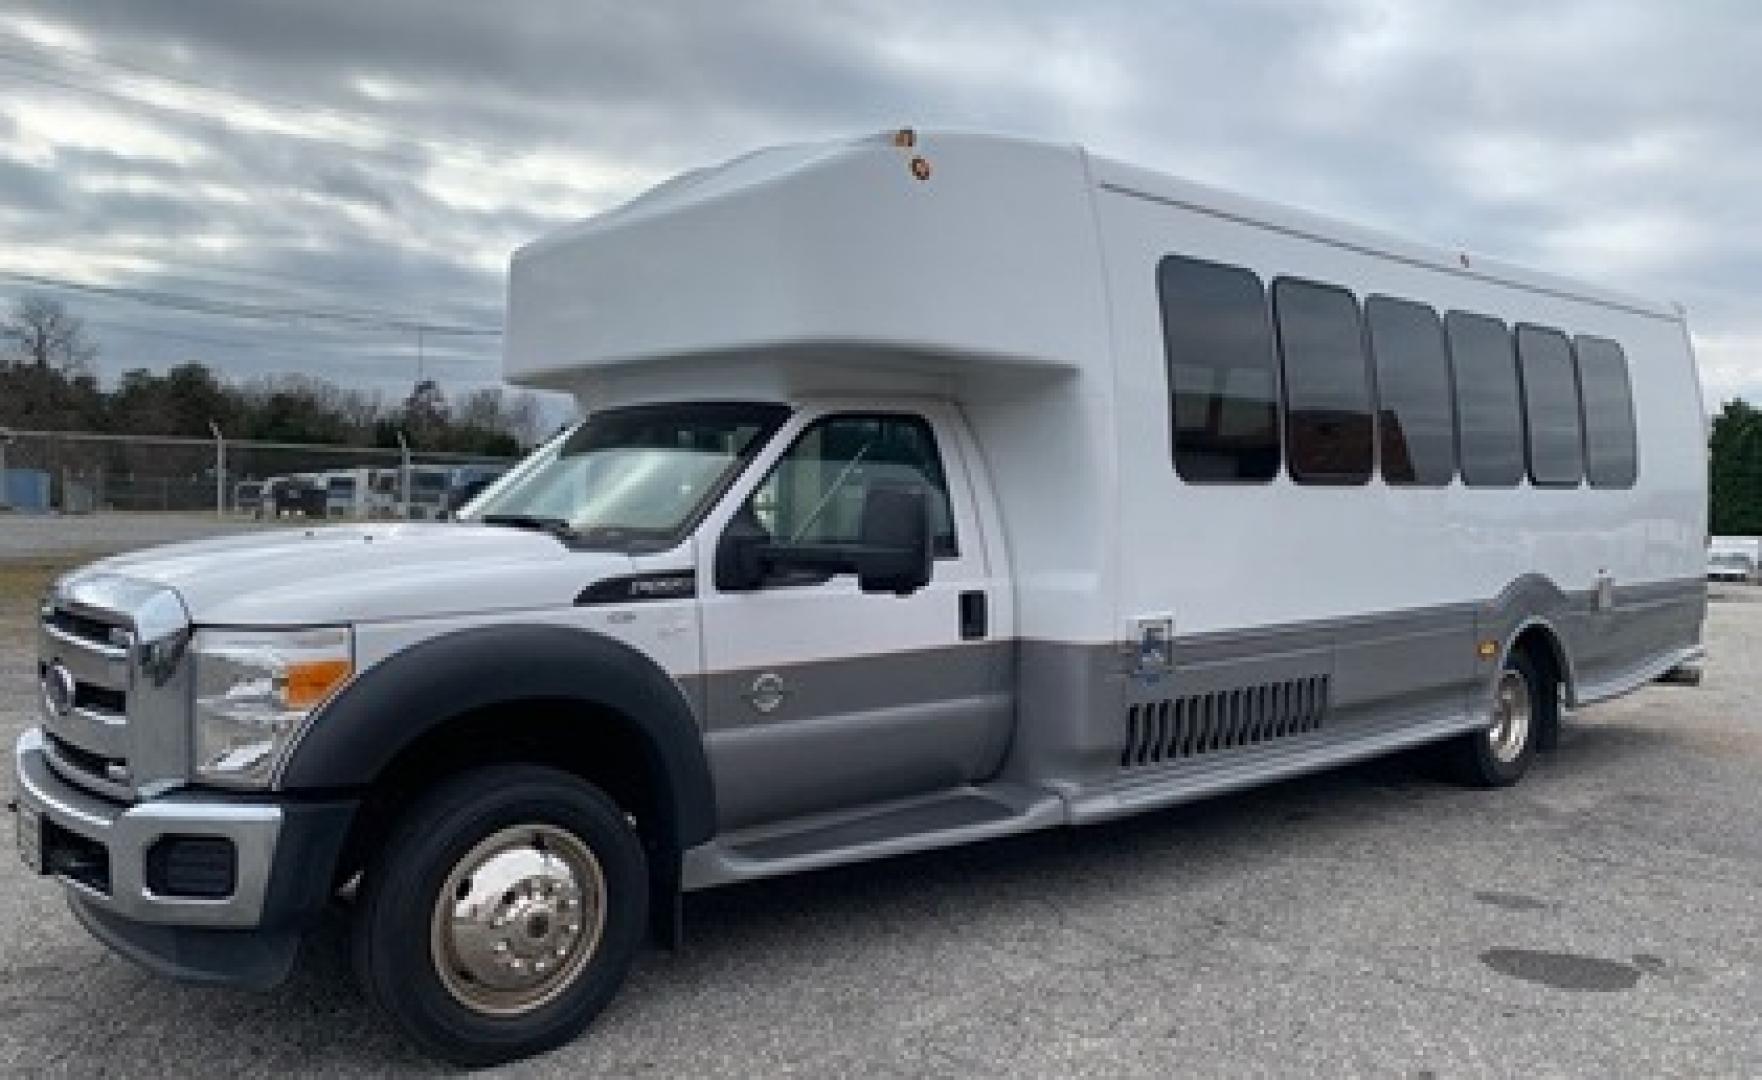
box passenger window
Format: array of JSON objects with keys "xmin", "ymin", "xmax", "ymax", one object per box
[
  {"xmin": 1516, "ymin": 325, "xmax": 1585, "ymax": 486},
  {"xmin": 747, "ymin": 415, "xmax": 958, "ymax": 558},
  {"xmin": 1446, "ymin": 311, "xmax": 1524, "ymax": 487},
  {"xmin": 1273, "ymin": 277, "xmax": 1373, "ymax": 484},
  {"xmin": 1366, "ymin": 296, "xmax": 1456, "ymax": 485},
  {"xmin": 1575, "ymin": 335, "xmax": 1638, "ymax": 488},
  {"xmin": 1158, "ymin": 255, "xmax": 1281, "ymax": 482}
]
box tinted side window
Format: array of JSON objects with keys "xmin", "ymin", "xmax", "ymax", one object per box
[
  {"xmin": 1516, "ymin": 325, "xmax": 1584, "ymax": 486},
  {"xmin": 749, "ymin": 414, "xmax": 958, "ymax": 558},
  {"xmin": 1446, "ymin": 312, "xmax": 1523, "ymax": 487},
  {"xmin": 1158, "ymin": 255, "xmax": 1281, "ymax": 482},
  {"xmin": 1576, "ymin": 335, "xmax": 1638, "ymax": 488},
  {"xmin": 1366, "ymin": 296, "xmax": 1455, "ymax": 485},
  {"xmin": 1274, "ymin": 278, "xmax": 1373, "ymax": 484}
]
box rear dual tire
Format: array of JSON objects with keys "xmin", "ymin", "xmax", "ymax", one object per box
[
  {"xmin": 351, "ymin": 765, "xmax": 648, "ymax": 1067},
  {"xmin": 1445, "ymin": 649, "xmax": 1553, "ymax": 787}
]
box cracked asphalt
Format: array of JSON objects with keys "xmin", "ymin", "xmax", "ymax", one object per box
[{"xmin": 0, "ymin": 535, "xmax": 1757, "ymax": 1076}]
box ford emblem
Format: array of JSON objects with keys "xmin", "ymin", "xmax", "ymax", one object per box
[{"xmin": 42, "ymin": 661, "xmax": 77, "ymax": 718}]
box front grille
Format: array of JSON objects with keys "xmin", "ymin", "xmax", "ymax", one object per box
[
  {"xmin": 1122, "ymin": 675, "xmax": 1330, "ymax": 768},
  {"xmin": 45, "ymin": 608, "xmax": 124, "ymax": 650},
  {"xmin": 45, "ymin": 731, "xmax": 126, "ymax": 785},
  {"xmin": 39, "ymin": 598, "xmax": 136, "ymax": 798},
  {"xmin": 73, "ymin": 681, "xmax": 126, "ymax": 715}
]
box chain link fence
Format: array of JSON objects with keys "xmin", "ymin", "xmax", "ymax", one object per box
[{"xmin": 0, "ymin": 428, "xmax": 517, "ymax": 519}]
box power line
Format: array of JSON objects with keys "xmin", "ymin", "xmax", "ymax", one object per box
[
  {"xmin": 25, "ymin": 256, "xmax": 507, "ymax": 337},
  {"xmin": 85, "ymin": 319, "xmax": 262, "ymax": 349},
  {"xmin": 0, "ymin": 270, "xmax": 502, "ymax": 337}
]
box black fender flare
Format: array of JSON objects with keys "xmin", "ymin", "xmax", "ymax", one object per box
[{"xmin": 276, "ymin": 623, "xmax": 716, "ymax": 850}]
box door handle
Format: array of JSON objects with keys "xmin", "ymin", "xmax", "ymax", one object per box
[{"xmin": 959, "ymin": 591, "xmax": 988, "ymax": 641}]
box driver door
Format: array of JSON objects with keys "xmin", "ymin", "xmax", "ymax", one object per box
[{"xmin": 697, "ymin": 406, "xmax": 1012, "ymax": 833}]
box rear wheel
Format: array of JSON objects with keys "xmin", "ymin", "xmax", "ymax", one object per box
[
  {"xmin": 1446, "ymin": 649, "xmax": 1549, "ymax": 787},
  {"xmin": 352, "ymin": 764, "xmax": 647, "ymax": 1066}
]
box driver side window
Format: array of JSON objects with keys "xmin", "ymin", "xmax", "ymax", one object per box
[{"xmin": 748, "ymin": 414, "xmax": 958, "ymax": 558}]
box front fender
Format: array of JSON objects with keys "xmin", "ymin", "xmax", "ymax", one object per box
[{"xmin": 275, "ymin": 623, "xmax": 716, "ymax": 848}]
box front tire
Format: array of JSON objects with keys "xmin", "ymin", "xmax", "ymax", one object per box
[
  {"xmin": 1446, "ymin": 649, "xmax": 1549, "ymax": 788},
  {"xmin": 352, "ymin": 765, "xmax": 648, "ymax": 1067}
]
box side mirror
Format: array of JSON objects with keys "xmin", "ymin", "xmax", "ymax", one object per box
[
  {"xmin": 712, "ymin": 483, "xmax": 933, "ymax": 596},
  {"xmin": 852, "ymin": 483, "xmax": 932, "ymax": 595},
  {"xmin": 714, "ymin": 507, "xmax": 771, "ymax": 592}
]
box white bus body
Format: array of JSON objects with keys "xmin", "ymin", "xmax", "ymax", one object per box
[{"xmin": 505, "ymin": 134, "xmax": 1706, "ymax": 828}]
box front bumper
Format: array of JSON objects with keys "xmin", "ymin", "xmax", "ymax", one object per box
[{"xmin": 14, "ymin": 727, "xmax": 354, "ymax": 987}]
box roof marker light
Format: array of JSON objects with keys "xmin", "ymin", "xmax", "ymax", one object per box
[{"xmin": 892, "ymin": 128, "xmax": 916, "ymax": 148}]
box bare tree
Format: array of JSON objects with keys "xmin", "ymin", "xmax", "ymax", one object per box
[
  {"xmin": 1, "ymin": 294, "xmax": 98, "ymax": 373},
  {"xmin": 456, "ymin": 386, "xmax": 546, "ymax": 447}
]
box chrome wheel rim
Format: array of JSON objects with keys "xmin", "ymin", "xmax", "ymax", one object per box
[
  {"xmin": 1488, "ymin": 670, "xmax": 1532, "ymax": 764},
  {"xmin": 430, "ymin": 823, "xmax": 606, "ymax": 1017}
]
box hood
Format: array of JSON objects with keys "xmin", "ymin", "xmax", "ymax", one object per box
[{"xmin": 71, "ymin": 523, "xmax": 636, "ymax": 626}]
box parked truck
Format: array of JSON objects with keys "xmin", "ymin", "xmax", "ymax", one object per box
[
  {"xmin": 14, "ymin": 131, "xmax": 1706, "ymax": 1065},
  {"xmin": 1706, "ymin": 535, "xmax": 1760, "ymax": 583}
]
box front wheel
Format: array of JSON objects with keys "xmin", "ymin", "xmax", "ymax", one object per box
[
  {"xmin": 1445, "ymin": 650, "xmax": 1550, "ymax": 787},
  {"xmin": 352, "ymin": 764, "xmax": 648, "ymax": 1066}
]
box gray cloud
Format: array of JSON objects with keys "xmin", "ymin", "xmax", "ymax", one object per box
[{"xmin": 0, "ymin": 0, "xmax": 1756, "ymax": 408}]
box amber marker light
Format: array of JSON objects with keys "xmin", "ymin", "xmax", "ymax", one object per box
[
  {"xmin": 892, "ymin": 127, "xmax": 916, "ymax": 148},
  {"xmin": 910, "ymin": 156, "xmax": 932, "ymax": 181},
  {"xmin": 1477, "ymin": 640, "xmax": 1499, "ymax": 660},
  {"xmin": 282, "ymin": 656, "xmax": 353, "ymax": 709}
]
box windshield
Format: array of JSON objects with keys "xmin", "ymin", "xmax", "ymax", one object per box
[{"xmin": 461, "ymin": 401, "xmax": 789, "ymax": 552}]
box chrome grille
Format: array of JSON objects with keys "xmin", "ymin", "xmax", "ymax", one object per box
[
  {"xmin": 44, "ymin": 607, "xmax": 128, "ymax": 651},
  {"xmin": 36, "ymin": 574, "xmax": 192, "ymax": 801},
  {"xmin": 37, "ymin": 599, "xmax": 135, "ymax": 798},
  {"xmin": 1122, "ymin": 675, "xmax": 1330, "ymax": 768}
]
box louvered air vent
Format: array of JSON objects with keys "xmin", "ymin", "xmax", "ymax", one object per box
[{"xmin": 1121, "ymin": 676, "xmax": 1329, "ymax": 768}]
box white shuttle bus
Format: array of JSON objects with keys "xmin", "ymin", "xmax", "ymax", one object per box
[{"xmin": 15, "ymin": 132, "xmax": 1706, "ymax": 1064}]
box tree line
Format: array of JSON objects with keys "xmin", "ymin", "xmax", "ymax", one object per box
[
  {"xmin": 1710, "ymin": 400, "xmax": 1762, "ymax": 535},
  {"xmin": 1, "ymin": 294, "xmax": 545, "ymax": 456}
]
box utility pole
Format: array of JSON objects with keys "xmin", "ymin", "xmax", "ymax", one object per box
[
  {"xmin": 209, "ymin": 420, "xmax": 226, "ymax": 518},
  {"xmin": 0, "ymin": 427, "xmax": 12, "ymax": 510},
  {"xmin": 396, "ymin": 428, "xmax": 412, "ymax": 519}
]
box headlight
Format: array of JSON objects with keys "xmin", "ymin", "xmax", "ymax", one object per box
[{"xmin": 193, "ymin": 627, "xmax": 353, "ymax": 787}]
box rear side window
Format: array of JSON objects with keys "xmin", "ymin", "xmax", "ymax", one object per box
[
  {"xmin": 1447, "ymin": 312, "xmax": 1523, "ymax": 487},
  {"xmin": 1365, "ymin": 296, "xmax": 1455, "ymax": 485},
  {"xmin": 1273, "ymin": 278, "xmax": 1373, "ymax": 484},
  {"xmin": 1575, "ymin": 335, "xmax": 1638, "ymax": 488},
  {"xmin": 1158, "ymin": 255, "xmax": 1281, "ymax": 482},
  {"xmin": 1516, "ymin": 325, "xmax": 1584, "ymax": 486}
]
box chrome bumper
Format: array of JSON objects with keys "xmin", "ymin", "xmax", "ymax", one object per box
[{"xmin": 14, "ymin": 728, "xmax": 282, "ymax": 928}]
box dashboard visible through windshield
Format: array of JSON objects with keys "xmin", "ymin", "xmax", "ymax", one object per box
[{"xmin": 461, "ymin": 401, "xmax": 790, "ymax": 552}]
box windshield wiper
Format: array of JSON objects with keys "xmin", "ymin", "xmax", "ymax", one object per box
[{"xmin": 479, "ymin": 513, "xmax": 577, "ymax": 539}]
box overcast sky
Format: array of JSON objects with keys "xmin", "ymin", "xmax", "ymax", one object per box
[{"xmin": 0, "ymin": 0, "xmax": 1756, "ymax": 415}]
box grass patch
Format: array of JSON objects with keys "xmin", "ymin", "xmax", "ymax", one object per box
[{"xmin": 0, "ymin": 558, "xmax": 85, "ymax": 639}]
